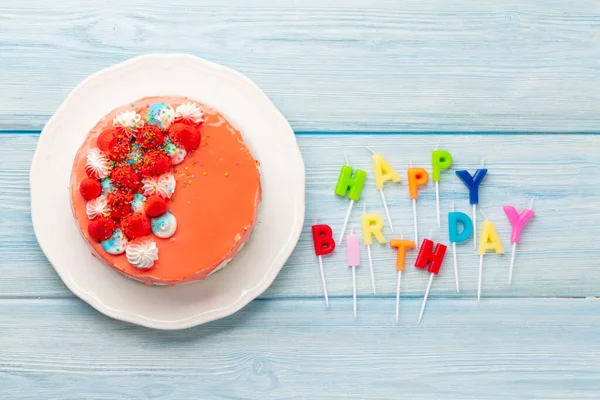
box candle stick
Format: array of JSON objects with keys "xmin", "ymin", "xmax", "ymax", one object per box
[
  {"xmin": 477, "ymin": 213, "xmax": 504, "ymax": 301},
  {"xmin": 368, "ymin": 147, "xmax": 401, "ymax": 232},
  {"xmin": 408, "ymin": 162, "xmax": 429, "ymax": 249},
  {"xmin": 311, "ymin": 219, "xmax": 337, "ymax": 307},
  {"xmin": 456, "ymin": 159, "xmax": 487, "ymax": 250},
  {"xmin": 447, "ymin": 201, "xmax": 473, "ymax": 293},
  {"xmin": 361, "ymin": 205, "xmax": 386, "ymax": 294},
  {"xmin": 346, "ymin": 226, "xmax": 360, "ymax": 318},
  {"xmin": 415, "ymin": 236, "xmax": 448, "ymax": 324},
  {"xmin": 504, "ymin": 198, "xmax": 535, "ymax": 284},
  {"xmin": 432, "ymin": 149, "xmax": 453, "ymax": 227},
  {"xmin": 390, "ymin": 235, "xmax": 415, "ymax": 323},
  {"xmin": 334, "ymin": 153, "xmax": 367, "ymax": 245}
]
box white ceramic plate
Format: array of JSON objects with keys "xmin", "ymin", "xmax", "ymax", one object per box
[{"xmin": 31, "ymin": 54, "xmax": 305, "ymax": 329}]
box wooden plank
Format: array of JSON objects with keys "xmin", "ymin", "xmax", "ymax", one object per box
[
  {"xmin": 3, "ymin": 0, "xmax": 600, "ymax": 131},
  {"xmin": 2, "ymin": 133, "xmax": 599, "ymax": 299},
  {"xmin": 0, "ymin": 297, "xmax": 599, "ymax": 399}
]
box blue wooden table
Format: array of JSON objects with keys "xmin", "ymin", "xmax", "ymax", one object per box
[{"xmin": 2, "ymin": 1, "xmax": 600, "ymax": 398}]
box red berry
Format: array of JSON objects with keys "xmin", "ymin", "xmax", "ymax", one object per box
[
  {"xmin": 79, "ymin": 178, "xmax": 102, "ymax": 200},
  {"xmin": 88, "ymin": 217, "xmax": 116, "ymax": 242},
  {"xmin": 106, "ymin": 191, "xmax": 133, "ymax": 219},
  {"xmin": 141, "ymin": 150, "xmax": 172, "ymax": 177},
  {"xmin": 121, "ymin": 213, "xmax": 151, "ymax": 239},
  {"xmin": 136, "ymin": 125, "xmax": 165, "ymax": 149},
  {"xmin": 168, "ymin": 122, "xmax": 201, "ymax": 152},
  {"xmin": 97, "ymin": 128, "xmax": 117, "ymax": 152},
  {"xmin": 144, "ymin": 195, "xmax": 167, "ymax": 217},
  {"xmin": 110, "ymin": 164, "xmax": 139, "ymax": 192},
  {"xmin": 107, "ymin": 135, "xmax": 132, "ymax": 161}
]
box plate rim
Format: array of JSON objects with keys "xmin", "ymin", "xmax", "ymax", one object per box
[{"xmin": 30, "ymin": 53, "xmax": 305, "ymax": 329}]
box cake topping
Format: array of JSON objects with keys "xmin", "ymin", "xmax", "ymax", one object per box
[
  {"xmin": 85, "ymin": 148, "xmax": 111, "ymax": 179},
  {"xmin": 175, "ymin": 102, "xmax": 204, "ymax": 124},
  {"xmin": 141, "ymin": 150, "xmax": 172, "ymax": 177},
  {"xmin": 101, "ymin": 228, "xmax": 128, "ymax": 255},
  {"xmin": 107, "ymin": 135, "xmax": 132, "ymax": 162},
  {"xmin": 101, "ymin": 177, "xmax": 114, "ymax": 195},
  {"xmin": 151, "ymin": 212, "xmax": 177, "ymax": 239},
  {"xmin": 97, "ymin": 128, "xmax": 117, "ymax": 152},
  {"xmin": 168, "ymin": 122, "xmax": 201, "ymax": 152},
  {"xmin": 79, "ymin": 177, "xmax": 102, "ymax": 200},
  {"xmin": 142, "ymin": 173, "xmax": 176, "ymax": 199},
  {"xmin": 86, "ymin": 195, "xmax": 109, "ymax": 220},
  {"xmin": 131, "ymin": 193, "xmax": 146, "ymax": 213},
  {"xmin": 107, "ymin": 191, "xmax": 133, "ymax": 219},
  {"xmin": 88, "ymin": 217, "xmax": 117, "ymax": 242},
  {"xmin": 126, "ymin": 143, "xmax": 144, "ymax": 168},
  {"xmin": 144, "ymin": 195, "xmax": 167, "ymax": 217},
  {"xmin": 121, "ymin": 213, "xmax": 152, "ymax": 240},
  {"xmin": 146, "ymin": 102, "xmax": 175, "ymax": 130},
  {"xmin": 162, "ymin": 137, "xmax": 187, "ymax": 165},
  {"xmin": 113, "ymin": 110, "xmax": 144, "ymax": 130},
  {"xmin": 126, "ymin": 238, "xmax": 158, "ymax": 269},
  {"xmin": 110, "ymin": 164, "xmax": 139, "ymax": 193},
  {"xmin": 136, "ymin": 125, "xmax": 165, "ymax": 149}
]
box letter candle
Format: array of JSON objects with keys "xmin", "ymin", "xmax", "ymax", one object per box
[
  {"xmin": 456, "ymin": 159, "xmax": 487, "ymax": 250},
  {"xmin": 408, "ymin": 161, "xmax": 429, "ymax": 249},
  {"xmin": 346, "ymin": 226, "xmax": 360, "ymax": 318},
  {"xmin": 447, "ymin": 201, "xmax": 473, "ymax": 293},
  {"xmin": 432, "ymin": 148, "xmax": 453, "ymax": 227},
  {"xmin": 390, "ymin": 235, "xmax": 415, "ymax": 323},
  {"xmin": 477, "ymin": 211, "xmax": 504, "ymax": 301},
  {"xmin": 367, "ymin": 147, "xmax": 400, "ymax": 232},
  {"xmin": 312, "ymin": 219, "xmax": 337, "ymax": 307},
  {"xmin": 335, "ymin": 152, "xmax": 367, "ymax": 245},
  {"xmin": 361, "ymin": 205, "xmax": 386, "ymax": 294},
  {"xmin": 504, "ymin": 198, "xmax": 535, "ymax": 284},
  {"xmin": 415, "ymin": 235, "xmax": 447, "ymax": 324}
]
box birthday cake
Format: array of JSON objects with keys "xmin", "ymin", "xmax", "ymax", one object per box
[{"xmin": 70, "ymin": 96, "xmax": 262, "ymax": 285}]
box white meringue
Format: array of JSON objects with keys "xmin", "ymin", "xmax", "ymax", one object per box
[
  {"xmin": 175, "ymin": 102, "xmax": 204, "ymax": 124},
  {"xmin": 85, "ymin": 195, "xmax": 109, "ymax": 220},
  {"xmin": 113, "ymin": 110, "xmax": 144, "ymax": 130},
  {"xmin": 85, "ymin": 148, "xmax": 111, "ymax": 179},
  {"xmin": 142, "ymin": 173, "xmax": 176, "ymax": 199},
  {"xmin": 151, "ymin": 213, "xmax": 177, "ymax": 239},
  {"xmin": 126, "ymin": 239, "xmax": 158, "ymax": 269}
]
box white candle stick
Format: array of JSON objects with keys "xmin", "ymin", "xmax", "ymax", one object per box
[
  {"xmin": 508, "ymin": 198, "xmax": 535, "ymax": 284},
  {"xmin": 363, "ymin": 205, "xmax": 377, "ymax": 294},
  {"xmin": 412, "ymin": 199, "xmax": 419, "ymax": 249},
  {"xmin": 394, "ymin": 232, "xmax": 406, "ymax": 324},
  {"xmin": 318, "ymin": 255, "xmax": 329, "ymax": 307},
  {"xmin": 473, "ymin": 159, "xmax": 485, "ymax": 250},
  {"xmin": 451, "ymin": 201, "xmax": 460, "ymax": 293},
  {"xmin": 418, "ymin": 273, "xmax": 434, "ymax": 324},
  {"xmin": 472, "ymin": 204, "xmax": 477, "ymax": 251},
  {"xmin": 339, "ymin": 199, "xmax": 354, "ymax": 245},
  {"xmin": 435, "ymin": 181, "xmax": 441, "ymax": 228},
  {"xmin": 380, "ymin": 189, "xmax": 394, "ymax": 233},
  {"xmin": 338, "ymin": 152, "xmax": 354, "ymax": 245},
  {"xmin": 395, "ymin": 270, "xmax": 402, "ymax": 323},
  {"xmin": 477, "ymin": 253, "xmax": 483, "ymax": 302},
  {"xmin": 508, "ymin": 242, "xmax": 517, "ymax": 285},
  {"xmin": 352, "ymin": 264, "xmax": 357, "ymax": 318}
]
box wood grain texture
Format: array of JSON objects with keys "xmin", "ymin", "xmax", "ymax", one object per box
[
  {"xmin": 1, "ymin": 298, "xmax": 599, "ymax": 399},
  {"xmin": 3, "ymin": 0, "xmax": 600, "ymax": 131},
  {"xmin": 2, "ymin": 133, "xmax": 599, "ymax": 299}
]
